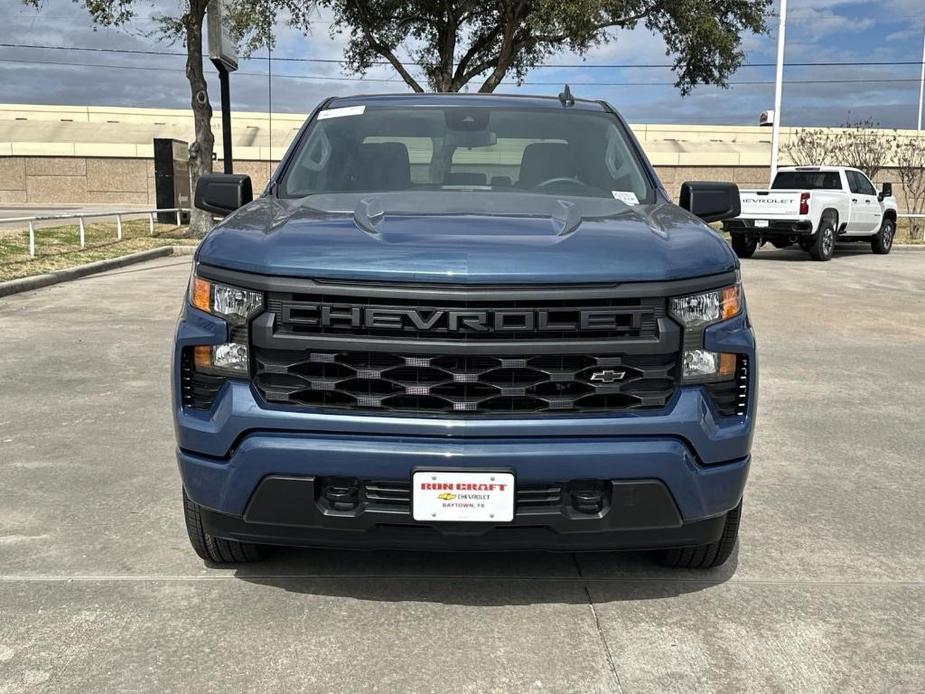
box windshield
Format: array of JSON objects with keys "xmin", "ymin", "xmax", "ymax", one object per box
[
  {"xmin": 279, "ymin": 105, "xmax": 653, "ymax": 203},
  {"xmin": 772, "ymin": 171, "xmax": 841, "ymax": 190}
]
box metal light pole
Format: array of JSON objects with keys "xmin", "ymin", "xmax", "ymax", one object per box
[
  {"xmin": 207, "ymin": 0, "xmax": 239, "ymax": 173},
  {"xmin": 770, "ymin": 0, "xmax": 787, "ymax": 181},
  {"xmin": 918, "ymin": 25, "xmax": 924, "ymax": 131},
  {"xmin": 215, "ymin": 64, "xmax": 233, "ymax": 173}
]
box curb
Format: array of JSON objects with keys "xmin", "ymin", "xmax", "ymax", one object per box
[
  {"xmin": 0, "ymin": 245, "xmax": 194, "ymax": 298},
  {"xmin": 892, "ymin": 244, "xmax": 925, "ymax": 251}
]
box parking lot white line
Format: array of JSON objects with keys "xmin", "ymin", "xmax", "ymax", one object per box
[{"xmin": 0, "ymin": 574, "xmax": 922, "ymax": 586}]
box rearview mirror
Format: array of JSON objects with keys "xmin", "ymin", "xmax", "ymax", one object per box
[
  {"xmin": 194, "ymin": 174, "xmax": 253, "ymax": 217},
  {"xmin": 679, "ymin": 181, "xmax": 741, "ymax": 223},
  {"xmin": 448, "ymin": 130, "xmax": 498, "ymax": 148},
  {"xmin": 879, "ymin": 182, "xmax": 892, "ymax": 201}
]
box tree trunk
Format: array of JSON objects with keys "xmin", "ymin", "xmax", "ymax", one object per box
[
  {"xmin": 184, "ymin": 1, "xmax": 214, "ymax": 239},
  {"xmin": 478, "ymin": 1, "xmax": 517, "ymax": 93}
]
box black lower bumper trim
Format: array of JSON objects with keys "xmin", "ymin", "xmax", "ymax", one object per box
[
  {"xmin": 201, "ymin": 509, "xmax": 725, "ymax": 551},
  {"xmin": 198, "ymin": 475, "xmax": 725, "ymax": 551}
]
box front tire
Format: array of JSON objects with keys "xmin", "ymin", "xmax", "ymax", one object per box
[
  {"xmin": 183, "ymin": 489, "xmax": 267, "ymax": 563},
  {"xmin": 731, "ymin": 234, "xmax": 758, "ymax": 259},
  {"xmin": 809, "ymin": 220, "xmax": 836, "ymax": 261},
  {"xmin": 871, "ymin": 218, "xmax": 895, "ymax": 255},
  {"xmin": 656, "ymin": 501, "xmax": 742, "ymax": 569}
]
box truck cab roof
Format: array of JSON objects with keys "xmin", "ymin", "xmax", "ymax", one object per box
[
  {"xmin": 324, "ymin": 92, "xmax": 610, "ymax": 112},
  {"xmin": 778, "ymin": 165, "xmax": 860, "ymax": 174}
]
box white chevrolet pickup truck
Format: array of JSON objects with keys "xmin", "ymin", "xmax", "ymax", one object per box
[{"xmin": 723, "ymin": 166, "xmax": 898, "ymax": 261}]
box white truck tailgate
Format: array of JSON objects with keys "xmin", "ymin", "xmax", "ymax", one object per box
[{"xmin": 738, "ymin": 191, "xmax": 801, "ymax": 218}]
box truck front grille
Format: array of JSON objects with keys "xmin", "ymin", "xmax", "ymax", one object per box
[
  {"xmin": 253, "ymin": 350, "xmax": 677, "ymax": 414},
  {"xmin": 243, "ymin": 280, "xmax": 686, "ymax": 417}
]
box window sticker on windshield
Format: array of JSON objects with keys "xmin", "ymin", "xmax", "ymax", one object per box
[
  {"xmin": 611, "ymin": 191, "xmax": 639, "ymax": 205},
  {"xmin": 317, "ymin": 105, "xmax": 366, "ymax": 120}
]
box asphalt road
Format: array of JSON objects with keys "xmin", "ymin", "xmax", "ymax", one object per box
[{"xmin": 1, "ymin": 248, "xmax": 923, "ymax": 693}]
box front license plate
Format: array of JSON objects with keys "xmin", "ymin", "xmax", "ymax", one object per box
[
  {"xmin": 754, "ymin": 219, "xmax": 769, "ymax": 228},
  {"xmin": 412, "ymin": 471, "xmax": 515, "ymax": 522}
]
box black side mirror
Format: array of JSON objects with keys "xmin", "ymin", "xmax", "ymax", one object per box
[
  {"xmin": 194, "ymin": 174, "xmax": 253, "ymax": 217},
  {"xmin": 679, "ymin": 181, "xmax": 741, "ymax": 224},
  {"xmin": 879, "ymin": 182, "xmax": 892, "ymax": 201}
]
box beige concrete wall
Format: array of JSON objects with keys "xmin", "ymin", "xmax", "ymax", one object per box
[
  {"xmin": 0, "ymin": 156, "xmax": 274, "ymax": 205},
  {"xmin": 0, "ymin": 155, "xmax": 909, "ymax": 206},
  {"xmin": 0, "ymin": 156, "xmax": 156, "ymax": 205},
  {"xmin": 4, "ymin": 103, "xmax": 921, "ymax": 207}
]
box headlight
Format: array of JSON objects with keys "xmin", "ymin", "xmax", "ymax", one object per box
[
  {"xmin": 190, "ymin": 275, "xmax": 263, "ymax": 324},
  {"xmin": 669, "ymin": 284, "xmax": 741, "ymax": 328},
  {"xmin": 681, "ymin": 349, "xmax": 736, "ymax": 383},
  {"xmin": 189, "ymin": 273, "xmax": 263, "ymax": 378},
  {"xmin": 670, "ymin": 283, "xmax": 743, "ymax": 384},
  {"xmin": 193, "ymin": 343, "xmax": 249, "ymax": 376}
]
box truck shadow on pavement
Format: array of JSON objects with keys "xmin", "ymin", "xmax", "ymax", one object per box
[{"xmin": 225, "ymin": 547, "xmax": 739, "ymax": 606}]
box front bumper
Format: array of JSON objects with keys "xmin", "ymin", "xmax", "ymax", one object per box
[
  {"xmin": 173, "ymin": 301, "xmax": 756, "ymax": 551},
  {"xmin": 182, "ymin": 435, "xmax": 748, "ymax": 550}
]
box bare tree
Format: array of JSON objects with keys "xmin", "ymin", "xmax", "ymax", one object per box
[
  {"xmin": 782, "ymin": 119, "xmax": 896, "ymax": 180},
  {"xmin": 894, "ymin": 137, "xmax": 925, "ymax": 241},
  {"xmin": 837, "ymin": 119, "xmax": 896, "ymax": 180},
  {"xmin": 782, "ymin": 127, "xmax": 841, "ymax": 168}
]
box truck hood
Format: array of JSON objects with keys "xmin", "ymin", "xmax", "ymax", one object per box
[{"xmin": 196, "ymin": 192, "xmax": 737, "ymax": 283}]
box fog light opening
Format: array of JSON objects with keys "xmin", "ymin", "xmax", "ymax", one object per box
[
  {"xmin": 322, "ymin": 479, "xmax": 361, "ymax": 511},
  {"xmin": 569, "ymin": 483, "xmax": 607, "ymax": 515}
]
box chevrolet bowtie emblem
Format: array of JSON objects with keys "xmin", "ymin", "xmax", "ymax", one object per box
[{"xmin": 590, "ymin": 369, "xmax": 626, "ymax": 383}]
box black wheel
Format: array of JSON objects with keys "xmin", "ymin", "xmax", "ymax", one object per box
[
  {"xmin": 656, "ymin": 501, "xmax": 741, "ymax": 569},
  {"xmin": 871, "ymin": 217, "xmax": 895, "ymax": 255},
  {"xmin": 809, "ymin": 219, "xmax": 836, "ymax": 261},
  {"xmin": 731, "ymin": 234, "xmax": 758, "ymax": 259},
  {"xmin": 183, "ymin": 489, "xmax": 267, "ymax": 563}
]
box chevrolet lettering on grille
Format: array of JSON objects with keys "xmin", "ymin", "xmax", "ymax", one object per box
[{"xmin": 281, "ymin": 303, "xmax": 643, "ymax": 333}]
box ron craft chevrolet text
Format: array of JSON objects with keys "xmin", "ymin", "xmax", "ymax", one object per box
[{"xmin": 173, "ymin": 92, "xmax": 757, "ymax": 569}]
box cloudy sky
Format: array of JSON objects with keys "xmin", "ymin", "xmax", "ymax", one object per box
[{"xmin": 1, "ymin": 0, "xmax": 924, "ymax": 127}]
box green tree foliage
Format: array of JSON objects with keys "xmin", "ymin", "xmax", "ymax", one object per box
[{"xmin": 307, "ymin": 0, "xmax": 769, "ymax": 93}]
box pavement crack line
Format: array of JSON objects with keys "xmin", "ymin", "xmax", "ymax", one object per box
[
  {"xmin": 573, "ymin": 554, "xmax": 626, "ymax": 694},
  {"xmin": 0, "ymin": 574, "xmax": 923, "ymax": 586}
]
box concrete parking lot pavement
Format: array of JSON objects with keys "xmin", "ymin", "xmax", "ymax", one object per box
[{"xmin": 1, "ymin": 249, "xmax": 923, "ymax": 693}]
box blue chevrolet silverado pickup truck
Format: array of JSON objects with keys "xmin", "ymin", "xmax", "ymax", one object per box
[{"xmin": 174, "ymin": 92, "xmax": 756, "ymax": 569}]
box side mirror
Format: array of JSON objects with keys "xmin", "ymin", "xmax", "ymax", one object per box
[
  {"xmin": 194, "ymin": 174, "xmax": 253, "ymax": 217},
  {"xmin": 679, "ymin": 181, "xmax": 741, "ymax": 223},
  {"xmin": 879, "ymin": 182, "xmax": 892, "ymax": 201}
]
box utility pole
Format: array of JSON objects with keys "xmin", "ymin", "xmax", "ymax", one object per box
[
  {"xmin": 918, "ymin": 25, "xmax": 924, "ymax": 131},
  {"xmin": 770, "ymin": 0, "xmax": 787, "ymax": 182}
]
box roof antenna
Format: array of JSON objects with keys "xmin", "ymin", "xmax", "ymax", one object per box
[{"xmin": 558, "ymin": 84, "xmax": 575, "ymax": 107}]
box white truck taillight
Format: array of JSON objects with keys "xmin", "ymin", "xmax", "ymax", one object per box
[{"xmin": 799, "ymin": 192, "xmax": 810, "ymax": 215}]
